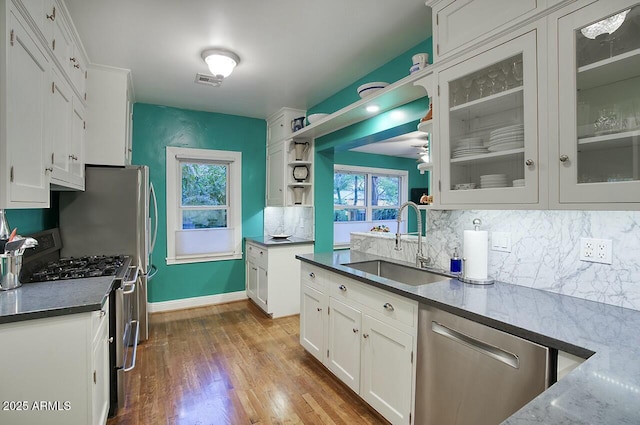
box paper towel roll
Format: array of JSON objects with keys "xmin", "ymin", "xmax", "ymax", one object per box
[{"xmin": 463, "ymin": 230, "xmax": 488, "ymax": 279}]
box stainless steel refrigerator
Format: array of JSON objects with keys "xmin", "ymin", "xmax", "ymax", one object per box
[{"xmin": 59, "ymin": 165, "xmax": 158, "ymax": 342}]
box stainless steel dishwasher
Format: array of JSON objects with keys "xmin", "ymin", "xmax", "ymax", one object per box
[{"xmin": 415, "ymin": 304, "xmax": 550, "ymax": 425}]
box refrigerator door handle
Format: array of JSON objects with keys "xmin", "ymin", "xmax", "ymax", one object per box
[{"xmin": 149, "ymin": 182, "xmax": 158, "ymax": 256}]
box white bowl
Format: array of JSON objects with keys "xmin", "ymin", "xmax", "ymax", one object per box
[
  {"xmin": 357, "ymin": 82, "xmax": 389, "ymax": 98},
  {"xmin": 307, "ymin": 113, "xmax": 329, "ymax": 124}
]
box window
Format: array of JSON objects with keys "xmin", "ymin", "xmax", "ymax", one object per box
[
  {"xmin": 333, "ymin": 165, "xmax": 407, "ymax": 247},
  {"xmin": 166, "ymin": 147, "xmax": 242, "ymax": 264}
]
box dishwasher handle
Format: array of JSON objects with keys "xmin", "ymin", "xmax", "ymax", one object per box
[{"xmin": 431, "ymin": 321, "xmax": 520, "ymax": 369}]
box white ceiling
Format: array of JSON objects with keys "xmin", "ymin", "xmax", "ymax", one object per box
[{"xmin": 64, "ymin": 0, "xmax": 432, "ymax": 120}]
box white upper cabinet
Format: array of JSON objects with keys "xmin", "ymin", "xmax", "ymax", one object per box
[
  {"xmin": 427, "ymin": 0, "xmax": 569, "ymax": 63},
  {"xmin": 436, "ymin": 28, "xmax": 542, "ymax": 207},
  {"xmin": 550, "ymin": 0, "xmax": 640, "ymax": 207},
  {"xmin": 85, "ymin": 65, "xmax": 134, "ymax": 166},
  {"xmin": 1, "ymin": 5, "xmax": 51, "ymax": 208}
]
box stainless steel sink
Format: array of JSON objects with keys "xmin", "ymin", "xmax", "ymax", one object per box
[{"xmin": 343, "ymin": 260, "xmax": 450, "ymax": 286}]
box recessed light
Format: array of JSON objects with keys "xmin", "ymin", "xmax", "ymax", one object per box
[{"xmin": 366, "ymin": 105, "xmax": 380, "ymax": 113}]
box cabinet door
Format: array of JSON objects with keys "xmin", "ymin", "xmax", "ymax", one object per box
[
  {"xmin": 49, "ymin": 5, "xmax": 72, "ymax": 72},
  {"xmin": 246, "ymin": 258, "xmax": 257, "ymax": 299},
  {"xmin": 438, "ymin": 30, "xmax": 539, "ymax": 206},
  {"xmin": 255, "ymin": 265, "xmax": 269, "ymax": 313},
  {"xmin": 266, "ymin": 140, "xmax": 285, "ymax": 206},
  {"xmin": 6, "ymin": 7, "xmax": 50, "ymax": 206},
  {"xmin": 92, "ymin": 314, "xmax": 109, "ymax": 425},
  {"xmin": 556, "ymin": 0, "xmax": 640, "ymax": 204},
  {"xmin": 300, "ymin": 284, "xmax": 327, "ymax": 362},
  {"xmin": 70, "ymin": 98, "xmax": 85, "ymax": 186},
  {"xmin": 328, "ymin": 298, "xmax": 361, "ymax": 393},
  {"xmin": 50, "ymin": 67, "xmax": 72, "ymax": 181},
  {"xmin": 361, "ymin": 314, "xmax": 413, "ymax": 425}
]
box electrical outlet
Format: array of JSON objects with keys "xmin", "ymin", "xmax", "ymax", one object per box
[{"xmin": 580, "ymin": 238, "xmax": 612, "ymax": 264}]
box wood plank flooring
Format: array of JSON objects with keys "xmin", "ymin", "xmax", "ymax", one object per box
[{"xmin": 107, "ymin": 300, "xmax": 388, "ymax": 425}]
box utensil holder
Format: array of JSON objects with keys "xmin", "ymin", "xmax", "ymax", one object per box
[{"xmin": 0, "ymin": 253, "xmax": 23, "ymax": 290}]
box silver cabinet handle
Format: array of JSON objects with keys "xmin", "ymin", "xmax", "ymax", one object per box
[
  {"xmin": 309, "ymin": 272, "xmax": 315, "ymax": 278},
  {"xmin": 383, "ymin": 302, "xmax": 394, "ymax": 311},
  {"xmin": 260, "ymin": 251, "xmax": 263, "ymax": 255},
  {"xmin": 353, "ymin": 328, "xmax": 359, "ymax": 333},
  {"xmin": 99, "ymin": 309, "xmax": 106, "ymax": 317},
  {"xmin": 338, "ymin": 284, "xmax": 347, "ymax": 291},
  {"xmin": 317, "ymin": 307, "xmax": 322, "ymax": 312},
  {"xmin": 559, "ymin": 154, "xmax": 569, "ymax": 163},
  {"xmin": 525, "ymin": 159, "xmax": 534, "ymax": 166},
  {"xmin": 431, "ymin": 321, "xmax": 519, "ymax": 369},
  {"xmin": 108, "ymin": 337, "xmax": 114, "ymax": 343},
  {"xmin": 363, "ymin": 334, "xmax": 369, "ymax": 339}
]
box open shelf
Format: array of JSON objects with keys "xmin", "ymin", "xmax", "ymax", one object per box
[
  {"xmin": 291, "ymin": 68, "xmax": 433, "ymax": 139},
  {"xmin": 417, "ymin": 119, "xmax": 433, "ymax": 134},
  {"xmin": 288, "ymin": 160, "xmax": 312, "ymax": 166},
  {"xmin": 450, "ymin": 148, "xmax": 524, "ymax": 164},
  {"xmin": 578, "ymin": 48, "xmax": 640, "ymax": 91}
]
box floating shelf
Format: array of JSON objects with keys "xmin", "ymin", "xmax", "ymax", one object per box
[
  {"xmin": 287, "ymin": 183, "xmax": 312, "ymax": 187},
  {"xmin": 288, "ymin": 160, "xmax": 312, "ymax": 166},
  {"xmin": 291, "ymin": 68, "xmax": 433, "ymax": 139},
  {"xmin": 417, "ymin": 119, "xmax": 433, "ymax": 133}
]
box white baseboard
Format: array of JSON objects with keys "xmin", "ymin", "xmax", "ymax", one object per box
[{"xmin": 148, "ymin": 290, "xmax": 248, "ymax": 313}]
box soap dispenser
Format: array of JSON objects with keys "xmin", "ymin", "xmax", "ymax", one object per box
[{"xmin": 450, "ymin": 247, "xmax": 462, "ymax": 274}]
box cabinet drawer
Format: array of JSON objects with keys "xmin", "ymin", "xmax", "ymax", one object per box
[
  {"xmin": 246, "ymin": 243, "xmax": 268, "ymax": 268},
  {"xmin": 301, "ymin": 263, "xmax": 326, "ymax": 291},
  {"xmin": 330, "ymin": 273, "xmax": 416, "ymax": 328}
]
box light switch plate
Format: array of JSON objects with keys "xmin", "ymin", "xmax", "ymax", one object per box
[
  {"xmin": 491, "ymin": 232, "xmax": 511, "ymax": 253},
  {"xmin": 580, "ymin": 238, "xmax": 612, "ymax": 264}
]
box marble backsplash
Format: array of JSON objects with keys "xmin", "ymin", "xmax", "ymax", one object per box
[
  {"xmin": 350, "ymin": 232, "xmax": 428, "ymax": 266},
  {"xmin": 349, "ymin": 210, "xmax": 640, "ymax": 311},
  {"xmin": 264, "ymin": 207, "xmax": 314, "ymax": 240}
]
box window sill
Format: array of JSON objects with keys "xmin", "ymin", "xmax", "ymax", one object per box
[{"xmin": 166, "ymin": 253, "xmax": 243, "ymax": 265}]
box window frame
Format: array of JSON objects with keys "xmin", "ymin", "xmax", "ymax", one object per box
[
  {"xmin": 166, "ymin": 146, "xmax": 242, "ymax": 265},
  {"xmin": 333, "ymin": 164, "xmax": 408, "ymax": 248}
]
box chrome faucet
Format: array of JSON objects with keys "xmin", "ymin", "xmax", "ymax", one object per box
[{"xmin": 395, "ymin": 201, "xmax": 431, "ymax": 268}]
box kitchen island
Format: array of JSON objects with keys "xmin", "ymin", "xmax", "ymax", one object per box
[{"xmin": 297, "ymin": 250, "xmax": 640, "ymax": 424}]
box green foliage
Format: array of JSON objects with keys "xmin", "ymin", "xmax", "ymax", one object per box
[{"xmin": 181, "ymin": 163, "xmax": 227, "ymax": 206}]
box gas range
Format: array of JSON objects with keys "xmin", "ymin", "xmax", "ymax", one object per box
[{"xmin": 27, "ymin": 255, "xmax": 127, "ymax": 283}]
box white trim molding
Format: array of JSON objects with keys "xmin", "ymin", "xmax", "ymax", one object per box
[{"xmin": 148, "ymin": 291, "xmax": 248, "ymax": 313}]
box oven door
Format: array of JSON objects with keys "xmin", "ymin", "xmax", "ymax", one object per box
[{"xmin": 115, "ymin": 265, "xmax": 140, "ymax": 408}]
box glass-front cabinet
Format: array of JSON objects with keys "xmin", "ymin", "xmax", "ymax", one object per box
[
  {"xmin": 557, "ymin": 0, "xmax": 640, "ymax": 204},
  {"xmin": 437, "ymin": 30, "xmax": 539, "ymax": 206}
]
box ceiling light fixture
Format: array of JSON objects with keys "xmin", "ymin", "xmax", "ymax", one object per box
[
  {"xmin": 366, "ymin": 105, "xmax": 380, "ymax": 113},
  {"xmin": 201, "ymin": 48, "xmax": 240, "ymax": 85},
  {"xmin": 580, "ymin": 9, "xmax": 630, "ymax": 39}
]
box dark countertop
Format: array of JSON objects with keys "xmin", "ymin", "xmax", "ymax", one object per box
[
  {"xmin": 297, "ymin": 250, "xmax": 640, "ymax": 425},
  {"xmin": 0, "ymin": 277, "xmax": 115, "ymax": 325},
  {"xmin": 245, "ymin": 236, "xmax": 314, "ymax": 248}
]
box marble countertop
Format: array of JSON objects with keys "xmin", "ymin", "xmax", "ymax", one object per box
[
  {"xmin": 245, "ymin": 236, "xmax": 314, "ymax": 247},
  {"xmin": 0, "ymin": 276, "xmax": 115, "ymax": 324},
  {"xmin": 296, "ymin": 250, "xmax": 640, "ymax": 424}
]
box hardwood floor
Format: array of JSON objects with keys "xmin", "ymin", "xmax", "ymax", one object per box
[{"xmin": 108, "ymin": 300, "xmax": 388, "ymax": 425}]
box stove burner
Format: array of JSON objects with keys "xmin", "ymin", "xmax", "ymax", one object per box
[{"xmin": 28, "ymin": 255, "xmax": 126, "ymax": 283}]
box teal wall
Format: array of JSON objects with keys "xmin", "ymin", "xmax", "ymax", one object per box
[
  {"xmin": 5, "ymin": 193, "xmax": 58, "ymax": 235},
  {"xmin": 308, "ymin": 38, "xmax": 433, "ymax": 116},
  {"xmin": 132, "ymin": 104, "xmax": 266, "ymax": 303},
  {"xmin": 310, "ymin": 37, "xmax": 433, "ymax": 252}
]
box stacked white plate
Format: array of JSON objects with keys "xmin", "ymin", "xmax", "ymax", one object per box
[
  {"xmin": 480, "ymin": 174, "xmax": 508, "ymax": 188},
  {"xmin": 487, "ymin": 124, "xmax": 524, "ymax": 152},
  {"xmin": 451, "ymin": 137, "xmax": 488, "ymax": 158},
  {"xmin": 512, "ymin": 179, "xmax": 525, "ymax": 187}
]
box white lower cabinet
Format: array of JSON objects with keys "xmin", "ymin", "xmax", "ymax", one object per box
[
  {"xmin": 299, "ymin": 262, "xmax": 418, "ymax": 425},
  {"xmin": 0, "ymin": 305, "xmax": 110, "ymax": 425},
  {"xmin": 328, "ymin": 298, "xmax": 362, "ymax": 393},
  {"xmin": 245, "ymin": 240, "xmax": 314, "ymax": 318},
  {"xmin": 361, "ymin": 314, "xmax": 414, "ymax": 424}
]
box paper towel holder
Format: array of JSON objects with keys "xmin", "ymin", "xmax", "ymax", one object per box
[{"xmin": 458, "ymin": 219, "xmax": 495, "ymax": 285}]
